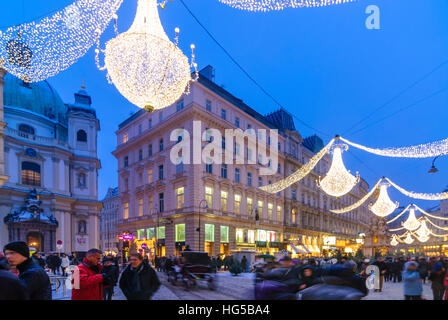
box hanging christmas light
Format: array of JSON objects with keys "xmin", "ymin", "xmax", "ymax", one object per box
[
  {"xmin": 318, "ymin": 142, "xmax": 359, "ymax": 197},
  {"xmin": 369, "ymin": 181, "xmax": 399, "ymax": 217},
  {"xmin": 260, "ymin": 138, "xmax": 335, "ymax": 193},
  {"xmin": 390, "ymin": 235, "xmax": 399, "ymax": 246},
  {"xmin": 341, "ymin": 136, "xmax": 448, "ymax": 158},
  {"xmin": 385, "ymin": 178, "xmax": 448, "ymax": 201},
  {"xmin": 402, "ymin": 207, "xmax": 421, "ymax": 231},
  {"xmin": 217, "ymin": 0, "xmax": 356, "ymax": 11},
  {"xmin": 97, "ymin": 0, "xmax": 198, "ymax": 112},
  {"xmin": 416, "ymin": 234, "xmax": 430, "ymax": 243},
  {"xmin": 403, "ymin": 232, "xmax": 414, "ymax": 244},
  {"xmin": 0, "ymin": 0, "xmax": 123, "ymax": 82}
]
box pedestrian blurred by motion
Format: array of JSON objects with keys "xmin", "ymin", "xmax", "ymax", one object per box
[
  {"xmin": 102, "ymin": 257, "xmax": 119, "ymax": 300},
  {"xmin": 402, "ymin": 261, "xmax": 422, "ymax": 300},
  {"xmin": 119, "ymin": 253, "xmax": 160, "ymax": 300},
  {"xmin": 241, "ymin": 256, "xmax": 248, "ymax": 273},
  {"xmin": 372, "ymin": 257, "xmax": 387, "ymax": 292},
  {"xmin": 298, "ymin": 265, "xmax": 317, "ymax": 291},
  {"xmin": 418, "ymin": 257, "xmax": 428, "ymax": 284},
  {"xmin": 429, "ymin": 262, "xmax": 445, "ymax": 300},
  {"xmin": 359, "ymin": 259, "xmax": 370, "ymax": 279},
  {"xmin": 60, "ymin": 253, "xmax": 70, "ymax": 277},
  {"xmin": 31, "ymin": 252, "xmax": 45, "ymax": 269},
  {"xmin": 71, "ymin": 248, "xmax": 109, "ymax": 300},
  {"xmin": 3, "ymin": 241, "xmax": 51, "ymax": 300}
]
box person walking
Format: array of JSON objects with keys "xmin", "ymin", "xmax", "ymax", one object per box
[
  {"xmin": 402, "ymin": 261, "xmax": 423, "ymax": 300},
  {"xmin": 0, "ymin": 255, "xmax": 28, "ymax": 300},
  {"xmin": 31, "ymin": 253, "xmax": 45, "ymax": 269},
  {"xmin": 418, "ymin": 257, "xmax": 429, "ymax": 284},
  {"xmin": 3, "ymin": 241, "xmax": 52, "ymax": 300},
  {"xmin": 372, "ymin": 257, "xmax": 387, "ymax": 292},
  {"xmin": 241, "ymin": 256, "xmax": 248, "ymax": 273},
  {"xmin": 60, "ymin": 254, "xmax": 70, "ymax": 277},
  {"xmin": 429, "ymin": 262, "xmax": 445, "ymax": 300},
  {"xmin": 71, "ymin": 248, "xmax": 111, "ymax": 300},
  {"xmin": 119, "ymin": 253, "xmax": 160, "ymax": 300},
  {"xmin": 102, "ymin": 257, "xmax": 119, "ymax": 300}
]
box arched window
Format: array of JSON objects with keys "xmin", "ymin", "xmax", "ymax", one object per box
[
  {"xmin": 18, "ymin": 124, "xmax": 35, "ymax": 138},
  {"xmin": 21, "ymin": 162, "xmax": 41, "ymax": 186},
  {"xmin": 77, "ymin": 130, "xmax": 87, "ymax": 142}
]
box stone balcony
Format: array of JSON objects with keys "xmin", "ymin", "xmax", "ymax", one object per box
[{"xmin": 6, "ymin": 127, "xmax": 69, "ymax": 148}]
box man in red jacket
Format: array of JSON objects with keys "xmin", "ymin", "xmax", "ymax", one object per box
[{"xmin": 71, "ymin": 248, "xmax": 106, "ymax": 300}]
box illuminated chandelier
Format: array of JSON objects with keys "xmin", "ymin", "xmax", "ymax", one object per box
[
  {"xmin": 0, "ymin": 0, "xmax": 123, "ymax": 82},
  {"xmin": 416, "ymin": 234, "xmax": 429, "ymax": 243},
  {"xmin": 218, "ymin": 0, "xmax": 356, "ymax": 11},
  {"xmin": 402, "ymin": 207, "xmax": 421, "ymax": 231},
  {"xmin": 390, "ymin": 235, "xmax": 399, "ymax": 246},
  {"xmin": 416, "ymin": 220, "xmax": 430, "ymax": 238},
  {"xmin": 318, "ymin": 142, "xmax": 359, "ymax": 197},
  {"xmin": 403, "ymin": 232, "xmax": 414, "ymax": 244},
  {"xmin": 97, "ymin": 0, "xmax": 198, "ymax": 112},
  {"xmin": 369, "ymin": 181, "xmax": 399, "ymax": 217}
]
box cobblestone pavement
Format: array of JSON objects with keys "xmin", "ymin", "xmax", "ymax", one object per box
[{"xmin": 362, "ymin": 280, "xmax": 434, "ymax": 300}]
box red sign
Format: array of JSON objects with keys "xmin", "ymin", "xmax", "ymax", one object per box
[
  {"xmin": 118, "ymin": 235, "xmax": 123, "ymax": 240},
  {"xmin": 57, "ymin": 240, "xmax": 63, "ymax": 245}
]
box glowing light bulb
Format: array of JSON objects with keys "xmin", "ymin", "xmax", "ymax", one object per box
[{"xmin": 318, "ymin": 144, "xmax": 359, "ymax": 197}]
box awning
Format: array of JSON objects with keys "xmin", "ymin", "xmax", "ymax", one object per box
[
  {"xmin": 302, "ymin": 244, "xmax": 313, "ymax": 254},
  {"xmin": 313, "ymin": 245, "xmax": 321, "ymax": 254},
  {"xmin": 290, "ymin": 243, "xmax": 308, "ymax": 254}
]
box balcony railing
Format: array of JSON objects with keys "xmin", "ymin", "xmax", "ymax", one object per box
[{"xmin": 6, "ymin": 127, "xmax": 68, "ymax": 148}]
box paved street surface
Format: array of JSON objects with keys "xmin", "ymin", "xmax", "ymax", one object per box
[{"xmin": 54, "ymin": 271, "xmax": 435, "ymax": 300}]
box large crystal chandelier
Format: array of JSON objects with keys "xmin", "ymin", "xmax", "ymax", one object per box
[
  {"xmin": 97, "ymin": 0, "xmax": 198, "ymax": 112},
  {"xmin": 416, "ymin": 234, "xmax": 429, "ymax": 243},
  {"xmin": 416, "ymin": 220, "xmax": 430, "ymax": 238},
  {"xmin": 318, "ymin": 143, "xmax": 359, "ymax": 197},
  {"xmin": 218, "ymin": 0, "xmax": 355, "ymax": 11},
  {"xmin": 402, "ymin": 207, "xmax": 421, "ymax": 231},
  {"xmin": 0, "ymin": 0, "xmax": 123, "ymax": 82},
  {"xmin": 390, "ymin": 235, "xmax": 399, "ymax": 246},
  {"xmin": 403, "ymin": 232, "xmax": 414, "ymax": 244},
  {"xmin": 369, "ymin": 182, "xmax": 399, "ymax": 217}
]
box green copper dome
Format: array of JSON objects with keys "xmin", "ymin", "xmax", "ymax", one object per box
[{"xmin": 3, "ymin": 73, "xmax": 67, "ymax": 124}]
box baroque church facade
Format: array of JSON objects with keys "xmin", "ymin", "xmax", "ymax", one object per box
[{"xmin": 0, "ymin": 71, "xmax": 101, "ymax": 254}]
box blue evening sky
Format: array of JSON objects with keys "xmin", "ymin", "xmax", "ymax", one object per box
[{"xmin": 3, "ymin": 0, "xmax": 447, "ymax": 212}]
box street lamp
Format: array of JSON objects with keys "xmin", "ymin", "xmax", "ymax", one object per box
[
  {"xmin": 198, "ymin": 199, "xmax": 208, "ymax": 252},
  {"xmin": 428, "ymin": 156, "xmax": 440, "ymax": 174}
]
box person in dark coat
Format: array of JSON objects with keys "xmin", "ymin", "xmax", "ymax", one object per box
[
  {"xmin": 3, "ymin": 241, "xmax": 52, "ymax": 300},
  {"xmin": 31, "ymin": 253, "xmax": 45, "ymax": 269},
  {"xmin": 372, "ymin": 257, "xmax": 387, "ymax": 292},
  {"xmin": 418, "ymin": 257, "xmax": 429, "ymax": 284},
  {"xmin": 119, "ymin": 253, "xmax": 160, "ymax": 300},
  {"xmin": 298, "ymin": 265, "xmax": 318, "ymax": 291},
  {"xmin": 102, "ymin": 257, "xmax": 119, "ymax": 300},
  {"xmin": 0, "ymin": 256, "xmax": 28, "ymax": 300},
  {"xmin": 429, "ymin": 262, "xmax": 445, "ymax": 300}
]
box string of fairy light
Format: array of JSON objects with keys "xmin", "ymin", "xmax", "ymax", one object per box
[{"xmin": 217, "ymin": 0, "xmax": 356, "ymax": 12}]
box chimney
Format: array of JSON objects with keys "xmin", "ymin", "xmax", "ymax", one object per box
[{"xmin": 199, "ymin": 65, "xmax": 215, "ymax": 82}]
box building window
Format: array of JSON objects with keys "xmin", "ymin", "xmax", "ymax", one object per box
[
  {"xmin": 159, "ymin": 193, "xmax": 164, "ymax": 212},
  {"xmin": 147, "ymin": 169, "xmax": 153, "ymax": 184},
  {"xmin": 235, "ymin": 117, "xmax": 240, "ymax": 127},
  {"xmin": 21, "ymin": 162, "xmax": 41, "ymax": 186},
  {"xmin": 277, "ymin": 206, "xmax": 281, "ymax": 221},
  {"xmin": 205, "ymin": 159, "xmax": 213, "ymax": 174},
  {"xmin": 77, "ymin": 173, "xmax": 86, "ymax": 188},
  {"xmin": 159, "ymin": 138, "xmax": 164, "ymax": 152},
  {"xmin": 148, "ymin": 144, "xmax": 153, "ymax": 156},
  {"xmin": 146, "ymin": 227, "xmax": 155, "ymax": 239},
  {"xmin": 247, "ymin": 198, "xmax": 253, "ymax": 216},
  {"xmin": 257, "ymin": 200, "xmax": 263, "ymax": 217},
  {"xmin": 122, "ymin": 132, "xmax": 129, "ymax": 144},
  {"xmin": 292, "ymin": 188, "xmax": 296, "ymax": 200},
  {"xmin": 176, "ymin": 163, "xmax": 184, "ymax": 174},
  {"xmin": 157, "ymin": 226, "xmax": 165, "ymax": 239},
  {"xmin": 158, "ymin": 165, "xmax": 164, "ymax": 180},
  {"xmin": 176, "ymin": 187, "xmax": 184, "ymax": 209},
  {"xmin": 206, "ymin": 99, "xmax": 212, "ymax": 112},
  {"xmin": 176, "ymin": 99, "xmax": 184, "ymax": 112},
  {"xmin": 221, "ymin": 191, "xmax": 228, "ymax": 211},
  {"xmin": 148, "ymin": 196, "xmax": 153, "ymax": 212},
  {"xmin": 220, "ymin": 226, "xmax": 229, "ymax": 243},
  {"xmin": 18, "ymin": 124, "xmax": 35, "ymax": 137},
  {"xmin": 123, "ymin": 202, "xmax": 129, "ymax": 219},
  {"xmin": 258, "ymin": 176, "xmax": 263, "ymax": 187},
  {"xmin": 138, "ymin": 124, "xmax": 142, "ymax": 135},
  {"xmin": 234, "ymin": 194, "xmax": 241, "ymax": 215},
  {"xmin": 159, "ymin": 111, "xmax": 163, "ymax": 123},
  {"xmin": 205, "ymin": 224, "xmax": 215, "ymax": 242},
  {"xmin": 221, "ymin": 109, "xmax": 226, "ymax": 120},
  {"xmin": 148, "ymin": 118, "xmax": 152, "ymax": 129},
  {"xmin": 247, "ymin": 173, "xmax": 252, "ymax": 186},
  {"xmin": 221, "ymin": 164, "xmax": 227, "ymax": 178},
  {"xmin": 175, "ymin": 224, "xmax": 186, "ymax": 242},
  {"xmin": 221, "ymin": 137, "xmax": 226, "ymax": 150},
  {"xmin": 138, "ymin": 149, "xmax": 143, "ymax": 161},
  {"xmin": 268, "ymin": 203, "xmax": 273, "ymax": 220},
  {"xmin": 235, "ymin": 168, "xmax": 240, "ymax": 183},
  {"xmin": 138, "ymin": 199, "xmax": 143, "ymax": 216},
  {"xmin": 205, "ymin": 186, "xmax": 213, "ymax": 208},
  {"xmin": 124, "ymin": 156, "xmax": 128, "ymax": 168},
  {"xmin": 77, "ymin": 130, "xmax": 87, "ymax": 142}
]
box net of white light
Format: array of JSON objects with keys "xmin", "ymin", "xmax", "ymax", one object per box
[
  {"xmin": 0, "ymin": 0, "xmax": 123, "ymax": 82},
  {"xmin": 218, "ymin": 0, "xmax": 356, "ymax": 11}
]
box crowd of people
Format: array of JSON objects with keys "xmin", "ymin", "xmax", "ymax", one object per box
[{"xmin": 2, "ymin": 240, "xmax": 448, "ymax": 300}]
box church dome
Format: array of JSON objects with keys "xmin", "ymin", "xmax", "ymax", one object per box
[{"xmin": 3, "ymin": 73, "xmax": 67, "ymax": 124}]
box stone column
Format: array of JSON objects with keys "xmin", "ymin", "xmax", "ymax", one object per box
[{"xmin": 0, "ymin": 68, "xmax": 9, "ymax": 186}]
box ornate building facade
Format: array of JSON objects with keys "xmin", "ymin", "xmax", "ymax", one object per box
[
  {"xmin": 100, "ymin": 187, "xmax": 119, "ymax": 254},
  {"xmin": 114, "ymin": 66, "xmax": 372, "ymax": 259},
  {"xmin": 0, "ymin": 74, "xmax": 101, "ymax": 254}
]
